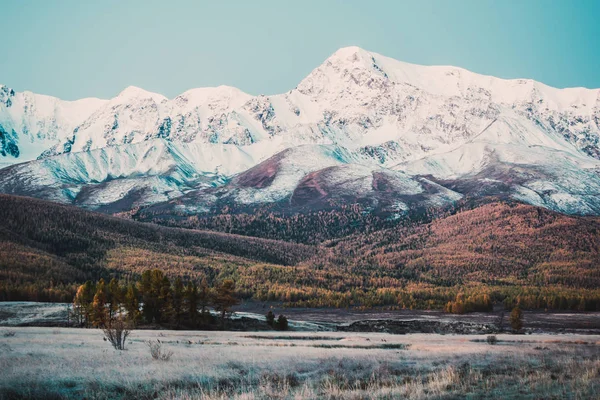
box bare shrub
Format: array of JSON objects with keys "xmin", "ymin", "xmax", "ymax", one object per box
[
  {"xmin": 146, "ymin": 339, "xmax": 173, "ymax": 361},
  {"xmin": 2, "ymin": 330, "xmax": 16, "ymax": 337},
  {"xmin": 486, "ymin": 335, "xmax": 498, "ymax": 345},
  {"xmin": 102, "ymin": 317, "xmax": 131, "ymax": 350}
]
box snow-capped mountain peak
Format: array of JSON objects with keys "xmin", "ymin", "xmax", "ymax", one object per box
[
  {"xmin": 115, "ymin": 86, "xmax": 168, "ymax": 103},
  {"xmin": 1, "ymin": 47, "xmax": 600, "ymax": 215},
  {"xmin": 296, "ymin": 46, "xmax": 392, "ymax": 97},
  {"xmin": 304, "ymin": 46, "xmax": 600, "ymax": 107}
]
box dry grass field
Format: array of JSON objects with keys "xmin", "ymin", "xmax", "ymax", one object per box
[{"xmin": 1, "ymin": 328, "xmax": 599, "ymax": 399}]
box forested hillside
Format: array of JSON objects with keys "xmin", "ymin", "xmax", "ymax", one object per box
[
  {"xmin": 307, "ymin": 202, "xmax": 600, "ymax": 310},
  {"xmin": 0, "ymin": 195, "xmax": 316, "ymax": 301},
  {"xmin": 2, "ymin": 195, "xmax": 600, "ymax": 311},
  {"xmin": 329, "ymin": 202, "xmax": 600, "ymax": 288}
]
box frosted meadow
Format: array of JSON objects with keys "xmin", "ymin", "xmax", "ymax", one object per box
[{"xmin": 1, "ymin": 328, "xmax": 599, "ymax": 399}]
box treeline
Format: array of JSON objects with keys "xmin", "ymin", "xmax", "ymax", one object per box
[
  {"xmin": 502, "ymin": 290, "xmax": 600, "ymax": 312},
  {"xmin": 442, "ymin": 290, "xmax": 600, "ymax": 314},
  {"xmin": 0, "ymin": 282, "xmax": 76, "ymax": 303},
  {"xmin": 72, "ymin": 269, "xmax": 240, "ymax": 329},
  {"xmin": 0, "ymin": 242, "xmax": 91, "ymax": 302},
  {"xmin": 445, "ymin": 293, "xmax": 493, "ymax": 314},
  {"xmin": 429, "ymin": 288, "xmax": 596, "ymax": 313},
  {"xmin": 255, "ymin": 284, "xmax": 600, "ymax": 312}
]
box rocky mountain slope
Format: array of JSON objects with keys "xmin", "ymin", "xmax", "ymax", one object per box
[
  {"xmin": 0, "ymin": 85, "xmax": 106, "ymax": 167},
  {"xmin": 1, "ymin": 46, "xmax": 599, "ymax": 215}
]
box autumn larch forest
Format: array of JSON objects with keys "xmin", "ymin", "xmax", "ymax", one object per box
[{"xmin": 1, "ymin": 194, "xmax": 599, "ymax": 313}]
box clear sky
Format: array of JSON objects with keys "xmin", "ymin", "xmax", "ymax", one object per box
[{"xmin": 1, "ymin": 0, "xmax": 599, "ymax": 100}]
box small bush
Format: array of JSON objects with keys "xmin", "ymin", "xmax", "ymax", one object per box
[
  {"xmin": 146, "ymin": 339, "xmax": 174, "ymax": 361},
  {"xmin": 102, "ymin": 317, "xmax": 132, "ymax": 350},
  {"xmin": 2, "ymin": 330, "xmax": 16, "ymax": 337},
  {"xmin": 486, "ymin": 335, "xmax": 498, "ymax": 345}
]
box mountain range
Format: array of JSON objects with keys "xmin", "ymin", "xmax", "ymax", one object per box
[{"xmin": 1, "ymin": 46, "xmax": 600, "ymax": 217}]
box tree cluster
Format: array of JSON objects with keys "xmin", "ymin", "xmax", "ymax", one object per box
[
  {"xmin": 444, "ymin": 293, "xmax": 493, "ymax": 314},
  {"xmin": 265, "ymin": 310, "xmax": 289, "ymax": 330},
  {"xmin": 72, "ymin": 270, "xmax": 240, "ymax": 329}
]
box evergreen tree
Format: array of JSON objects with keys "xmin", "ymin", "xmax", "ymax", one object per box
[
  {"xmin": 197, "ymin": 277, "xmax": 214, "ymax": 324},
  {"xmin": 266, "ymin": 310, "xmax": 275, "ymax": 327},
  {"xmin": 172, "ymin": 277, "xmax": 185, "ymax": 327},
  {"xmin": 158, "ymin": 275, "xmax": 173, "ymax": 324},
  {"xmin": 214, "ymin": 279, "xmax": 239, "ymax": 327},
  {"xmin": 91, "ymin": 279, "xmax": 108, "ymax": 327},
  {"xmin": 73, "ymin": 280, "xmax": 95, "ymax": 327},
  {"xmin": 140, "ymin": 269, "xmax": 167, "ymax": 323},
  {"xmin": 510, "ymin": 306, "xmax": 523, "ymax": 331},
  {"xmin": 276, "ymin": 314, "xmax": 288, "ymax": 331},
  {"xmin": 107, "ymin": 278, "xmax": 122, "ymax": 319},
  {"xmin": 185, "ymin": 281, "xmax": 199, "ymax": 326},
  {"xmin": 123, "ymin": 283, "xmax": 140, "ymax": 324},
  {"xmin": 198, "ymin": 277, "xmax": 211, "ymax": 318},
  {"xmin": 577, "ymin": 297, "xmax": 586, "ymax": 312},
  {"xmin": 139, "ymin": 270, "xmax": 155, "ymax": 323}
]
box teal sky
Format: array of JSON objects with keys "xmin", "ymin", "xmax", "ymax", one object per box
[{"xmin": 1, "ymin": 0, "xmax": 599, "ymax": 100}]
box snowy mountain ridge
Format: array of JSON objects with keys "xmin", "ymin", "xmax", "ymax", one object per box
[
  {"xmin": 2, "ymin": 46, "xmax": 599, "ymax": 166},
  {"xmin": 1, "ymin": 46, "xmax": 600, "ymax": 215}
]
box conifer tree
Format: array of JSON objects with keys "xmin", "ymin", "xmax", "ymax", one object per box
[
  {"xmin": 510, "ymin": 306, "xmax": 523, "ymax": 331},
  {"xmin": 139, "ymin": 270, "xmax": 155, "ymax": 323},
  {"xmin": 172, "ymin": 277, "xmax": 185, "ymax": 327},
  {"xmin": 214, "ymin": 279, "xmax": 239, "ymax": 327},
  {"xmin": 140, "ymin": 269, "xmax": 167, "ymax": 323},
  {"xmin": 276, "ymin": 314, "xmax": 289, "ymax": 331},
  {"xmin": 185, "ymin": 281, "xmax": 199, "ymax": 326},
  {"xmin": 73, "ymin": 280, "xmax": 95, "ymax": 327},
  {"xmin": 123, "ymin": 283, "xmax": 140, "ymax": 324},
  {"xmin": 158, "ymin": 275, "xmax": 173, "ymax": 324},
  {"xmin": 266, "ymin": 310, "xmax": 275, "ymax": 327},
  {"xmin": 451, "ymin": 293, "xmax": 466, "ymax": 314},
  {"xmin": 107, "ymin": 278, "xmax": 122, "ymax": 319},
  {"xmin": 198, "ymin": 277, "xmax": 211, "ymax": 321},
  {"xmin": 92, "ymin": 279, "xmax": 108, "ymax": 327}
]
